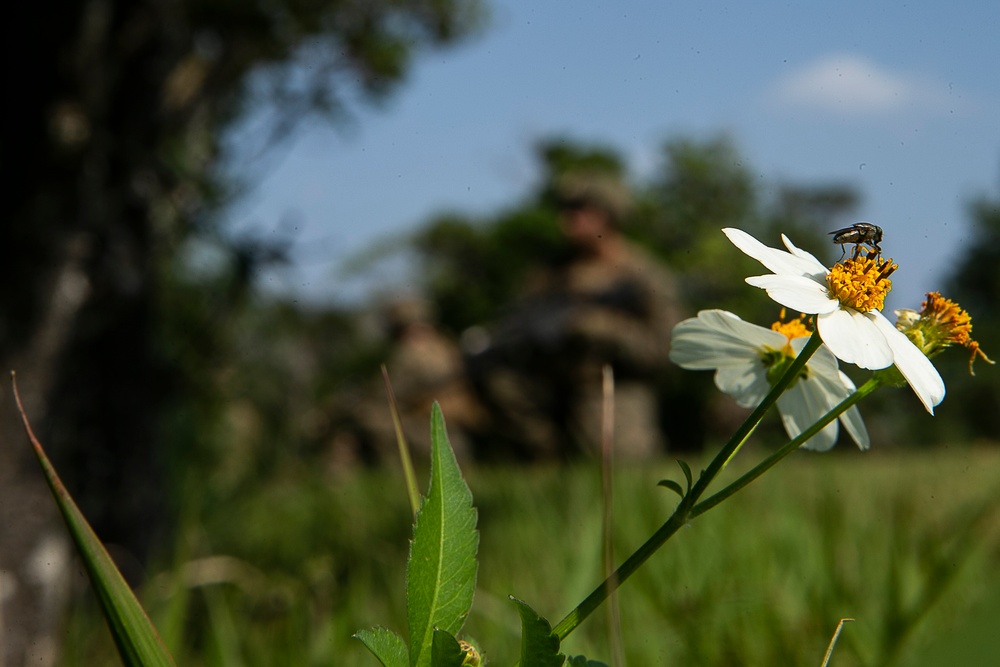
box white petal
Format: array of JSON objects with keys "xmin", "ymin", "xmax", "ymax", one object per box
[
  {"xmin": 668, "ymin": 310, "xmax": 776, "ymax": 407},
  {"xmin": 817, "ymin": 309, "xmax": 893, "ymax": 370},
  {"xmin": 837, "ymin": 389, "xmax": 871, "ymax": 451},
  {"xmin": 723, "ymin": 228, "xmax": 826, "ymax": 277},
  {"xmin": 745, "ymin": 274, "xmax": 840, "ymax": 314},
  {"xmin": 871, "ymin": 311, "xmax": 946, "ymax": 414},
  {"xmin": 777, "ymin": 383, "xmax": 839, "ymax": 451},
  {"xmin": 790, "ymin": 337, "xmax": 839, "ymax": 377},
  {"xmin": 780, "ymin": 234, "xmax": 829, "ymax": 279},
  {"xmin": 808, "ymin": 368, "xmax": 871, "ymax": 450},
  {"xmin": 670, "ymin": 312, "xmax": 771, "ymax": 369},
  {"xmin": 715, "ymin": 364, "xmax": 770, "ymax": 408},
  {"xmin": 699, "ymin": 310, "xmax": 786, "ymax": 345}
]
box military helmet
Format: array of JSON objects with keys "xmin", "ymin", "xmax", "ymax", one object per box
[
  {"xmin": 553, "ymin": 171, "xmax": 632, "ymax": 225},
  {"xmin": 382, "ymin": 296, "xmax": 432, "ymax": 338}
]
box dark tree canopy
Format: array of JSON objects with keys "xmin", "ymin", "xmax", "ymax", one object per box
[
  {"xmin": 940, "ymin": 175, "xmax": 1000, "ymax": 441},
  {"xmin": 4, "ymin": 0, "xmax": 484, "ymax": 344},
  {"xmin": 0, "ymin": 1, "xmax": 482, "ymax": 663}
]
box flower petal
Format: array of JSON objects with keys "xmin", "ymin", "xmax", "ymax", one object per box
[
  {"xmin": 777, "ymin": 382, "xmax": 839, "ymax": 451},
  {"xmin": 715, "ymin": 364, "xmax": 770, "ymax": 408},
  {"xmin": 745, "ymin": 274, "xmax": 839, "ymax": 314},
  {"xmin": 839, "ymin": 407, "xmax": 870, "ymax": 450},
  {"xmin": 817, "ymin": 308, "xmax": 893, "ymax": 370},
  {"xmin": 790, "ymin": 336, "xmax": 839, "ymax": 375},
  {"xmin": 669, "ymin": 310, "xmax": 778, "ymax": 408},
  {"xmin": 871, "ymin": 310, "xmax": 946, "ymax": 414},
  {"xmin": 696, "ymin": 309, "xmax": 787, "ymax": 347},
  {"xmin": 723, "ymin": 228, "xmax": 827, "ymax": 277},
  {"xmin": 780, "ymin": 234, "xmax": 829, "ymax": 279},
  {"xmin": 671, "ymin": 323, "xmax": 761, "ymax": 370},
  {"xmin": 804, "ymin": 364, "xmax": 871, "ymax": 450},
  {"xmin": 670, "ymin": 310, "xmax": 785, "ymax": 369}
]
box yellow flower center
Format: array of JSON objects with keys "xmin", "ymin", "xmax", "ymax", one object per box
[
  {"xmin": 826, "ymin": 252, "xmax": 897, "ymax": 312},
  {"xmin": 771, "ymin": 311, "xmax": 811, "ymax": 356}
]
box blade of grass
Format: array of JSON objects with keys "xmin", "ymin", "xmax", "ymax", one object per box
[
  {"xmin": 382, "ymin": 365, "xmax": 421, "ymax": 516},
  {"xmin": 600, "ymin": 365, "xmax": 624, "ymax": 667},
  {"xmin": 12, "ymin": 372, "xmax": 177, "ymax": 667},
  {"xmin": 820, "ymin": 618, "xmax": 854, "ymax": 667}
]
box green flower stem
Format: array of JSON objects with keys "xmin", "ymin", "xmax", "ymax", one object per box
[
  {"xmin": 690, "ymin": 376, "xmax": 881, "ymax": 519},
  {"xmin": 685, "ymin": 330, "xmax": 822, "ymax": 502},
  {"xmin": 552, "ymin": 330, "xmax": 823, "ymax": 640}
]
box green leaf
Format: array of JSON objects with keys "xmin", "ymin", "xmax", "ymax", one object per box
[
  {"xmin": 354, "ymin": 627, "xmax": 409, "ymax": 667},
  {"xmin": 407, "ymin": 404, "xmax": 479, "ymax": 667},
  {"xmin": 14, "ymin": 382, "xmax": 176, "ymax": 667},
  {"xmin": 657, "ymin": 479, "xmax": 685, "ymax": 498},
  {"xmin": 566, "ymin": 656, "xmax": 609, "ymax": 667},
  {"xmin": 511, "ymin": 597, "xmax": 565, "ymax": 667},
  {"xmin": 676, "ymin": 459, "xmax": 693, "ymax": 491},
  {"xmin": 431, "ymin": 629, "xmax": 467, "ymax": 667}
]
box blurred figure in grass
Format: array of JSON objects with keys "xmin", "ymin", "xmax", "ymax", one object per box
[
  {"xmin": 468, "ymin": 171, "xmax": 684, "ymax": 460},
  {"xmin": 344, "ymin": 297, "xmax": 485, "ymax": 466}
]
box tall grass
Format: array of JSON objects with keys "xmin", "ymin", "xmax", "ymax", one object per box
[{"xmin": 61, "ymin": 445, "xmax": 1000, "ymax": 666}]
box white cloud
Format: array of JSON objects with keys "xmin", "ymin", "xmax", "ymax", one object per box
[{"xmin": 765, "ymin": 54, "xmax": 961, "ymax": 117}]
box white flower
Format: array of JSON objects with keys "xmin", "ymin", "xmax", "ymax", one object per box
[
  {"xmin": 722, "ymin": 227, "xmax": 945, "ymax": 414},
  {"xmin": 670, "ymin": 309, "xmax": 869, "ymax": 451}
]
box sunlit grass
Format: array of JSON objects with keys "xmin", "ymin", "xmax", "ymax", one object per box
[{"xmin": 62, "ymin": 445, "xmax": 1000, "ymax": 666}]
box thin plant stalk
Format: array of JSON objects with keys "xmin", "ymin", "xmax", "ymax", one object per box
[
  {"xmin": 600, "ymin": 365, "xmax": 625, "ymax": 667},
  {"xmin": 552, "ymin": 330, "xmax": 823, "ymax": 640},
  {"xmin": 382, "ymin": 365, "xmax": 421, "ymax": 516},
  {"xmin": 691, "ymin": 377, "xmax": 880, "ymax": 519},
  {"xmin": 820, "ymin": 618, "xmax": 855, "ymax": 667}
]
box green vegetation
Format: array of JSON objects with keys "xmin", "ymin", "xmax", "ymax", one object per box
[
  {"xmin": 8, "ymin": 1, "xmax": 998, "ymax": 664},
  {"xmin": 61, "ymin": 446, "xmax": 1000, "ymax": 666}
]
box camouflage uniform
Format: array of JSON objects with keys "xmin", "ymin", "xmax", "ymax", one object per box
[{"xmin": 472, "ymin": 173, "xmax": 683, "ymax": 460}]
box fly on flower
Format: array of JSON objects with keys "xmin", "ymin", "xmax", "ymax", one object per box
[
  {"xmin": 722, "ymin": 227, "xmax": 945, "ymax": 414},
  {"xmin": 829, "ymin": 222, "xmax": 883, "ymax": 260},
  {"xmin": 670, "ymin": 309, "xmax": 869, "ymax": 451}
]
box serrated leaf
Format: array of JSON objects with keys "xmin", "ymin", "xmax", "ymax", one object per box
[
  {"xmin": 676, "ymin": 459, "xmax": 693, "ymax": 491},
  {"xmin": 431, "ymin": 629, "xmax": 467, "ymax": 667},
  {"xmin": 511, "ymin": 597, "xmax": 565, "ymax": 667},
  {"xmin": 407, "ymin": 404, "xmax": 479, "ymax": 667},
  {"xmin": 566, "ymin": 656, "xmax": 610, "ymax": 667},
  {"xmin": 354, "ymin": 627, "xmax": 408, "ymax": 667},
  {"xmin": 14, "ymin": 383, "xmax": 176, "ymax": 667},
  {"xmin": 657, "ymin": 479, "xmax": 685, "ymax": 498}
]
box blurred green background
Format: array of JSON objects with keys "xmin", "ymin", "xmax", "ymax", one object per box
[{"xmin": 2, "ymin": 0, "xmax": 998, "ymax": 665}]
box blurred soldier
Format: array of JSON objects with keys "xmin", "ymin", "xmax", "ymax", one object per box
[
  {"xmin": 470, "ymin": 171, "xmax": 683, "ymax": 460},
  {"xmin": 354, "ymin": 297, "xmax": 484, "ymax": 463}
]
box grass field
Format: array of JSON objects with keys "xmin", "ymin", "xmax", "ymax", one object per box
[{"xmin": 62, "ymin": 444, "xmax": 1000, "ymax": 666}]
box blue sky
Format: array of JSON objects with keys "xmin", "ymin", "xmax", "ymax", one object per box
[{"xmin": 223, "ymin": 0, "xmax": 1000, "ymax": 313}]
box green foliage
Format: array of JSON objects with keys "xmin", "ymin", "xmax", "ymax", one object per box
[
  {"xmin": 414, "ymin": 208, "xmax": 566, "ymax": 333},
  {"xmin": 642, "ymin": 135, "xmax": 758, "ymax": 252},
  {"xmin": 15, "ymin": 392, "xmax": 177, "ymax": 667},
  {"xmin": 512, "ymin": 597, "xmax": 566, "ymax": 667},
  {"xmin": 565, "ymin": 657, "xmax": 609, "ymax": 667},
  {"xmin": 1, "ymin": 0, "xmax": 486, "ymax": 583},
  {"xmin": 354, "ymin": 404, "xmax": 480, "ymax": 667},
  {"xmin": 405, "ymin": 405, "xmax": 480, "ymax": 666},
  {"xmin": 657, "ymin": 460, "xmax": 693, "ymax": 500},
  {"xmin": 430, "ymin": 630, "xmax": 467, "ymax": 667},
  {"xmin": 355, "ymin": 627, "xmax": 408, "ymax": 667},
  {"xmin": 939, "ymin": 183, "xmax": 1000, "ymax": 441},
  {"xmin": 60, "ymin": 449, "xmax": 1000, "ymax": 666}
]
